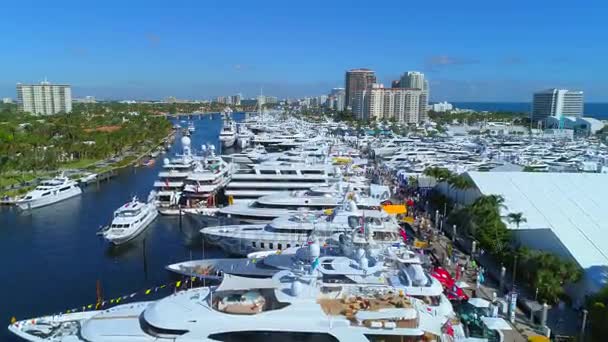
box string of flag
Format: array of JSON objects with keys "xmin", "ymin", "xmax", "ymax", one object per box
[{"xmin": 23, "ymin": 276, "xmax": 204, "ymax": 320}]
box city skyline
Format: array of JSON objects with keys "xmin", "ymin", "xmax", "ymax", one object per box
[{"xmin": 1, "ymin": 1, "xmax": 608, "ymax": 101}]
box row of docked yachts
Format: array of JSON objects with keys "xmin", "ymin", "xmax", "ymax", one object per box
[
  {"xmin": 9, "ymin": 114, "xmax": 508, "ymax": 341},
  {"xmin": 365, "ymin": 130, "xmax": 608, "ymax": 174}
]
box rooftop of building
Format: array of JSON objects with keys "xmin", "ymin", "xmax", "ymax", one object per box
[{"xmin": 465, "ymin": 171, "xmax": 608, "ymax": 269}]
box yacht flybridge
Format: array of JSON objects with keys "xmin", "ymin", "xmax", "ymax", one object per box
[{"xmin": 16, "ymin": 175, "xmax": 81, "ymax": 210}]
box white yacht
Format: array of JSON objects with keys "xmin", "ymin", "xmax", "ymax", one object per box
[
  {"xmin": 102, "ymin": 194, "xmax": 158, "ymax": 245},
  {"xmin": 9, "ymin": 257, "xmax": 459, "ymax": 342},
  {"xmin": 16, "ymin": 175, "xmax": 81, "ymax": 210},
  {"xmin": 225, "ymin": 163, "xmax": 339, "ymax": 203},
  {"xmin": 153, "ymin": 136, "xmax": 196, "ymax": 215},
  {"xmin": 219, "ymin": 119, "xmax": 237, "ymax": 148},
  {"xmin": 203, "ymin": 201, "xmax": 403, "ymax": 256},
  {"xmin": 179, "ymin": 153, "xmax": 236, "ymax": 217},
  {"xmin": 236, "ymin": 123, "xmax": 254, "ymax": 149},
  {"xmin": 218, "ymin": 185, "xmax": 382, "ymax": 223}
]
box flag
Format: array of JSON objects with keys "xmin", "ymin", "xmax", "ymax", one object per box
[{"xmin": 311, "ymin": 257, "xmax": 320, "ymax": 270}]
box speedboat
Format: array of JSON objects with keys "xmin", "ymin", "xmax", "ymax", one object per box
[
  {"xmin": 102, "ymin": 194, "xmax": 158, "ymax": 245},
  {"xmin": 16, "ymin": 175, "xmax": 81, "ymax": 210}
]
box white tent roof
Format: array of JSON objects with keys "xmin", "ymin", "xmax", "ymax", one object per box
[
  {"xmin": 466, "ymin": 172, "xmax": 608, "ymax": 269},
  {"xmin": 216, "ymin": 274, "xmax": 277, "ymax": 292}
]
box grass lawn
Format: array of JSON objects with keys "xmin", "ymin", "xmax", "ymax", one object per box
[
  {"xmin": 60, "ymin": 158, "xmax": 100, "ymax": 170},
  {"xmin": 0, "ymin": 173, "xmax": 38, "ymax": 188}
]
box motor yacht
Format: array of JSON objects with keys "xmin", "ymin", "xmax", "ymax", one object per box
[
  {"xmin": 203, "ymin": 201, "xmax": 403, "ymax": 256},
  {"xmin": 225, "ymin": 163, "xmax": 340, "ymax": 203},
  {"xmin": 153, "ymin": 136, "xmax": 196, "ymax": 215},
  {"xmin": 16, "ymin": 175, "xmax": 81, "ymax": 210},
  {"xmin": 218, "ymin": 184, "xmax": 384, "ymax": 223},
  {"xmin": 9, "ymin": 256, "xmax": 460, "ymax": 342},
  {"xmin": 219, "ymin": 119, "xmax": 237, "ymax": 149},
  {"xmin": 179, "ymin": 152, "xmax": 236, "ymax": 217},
  {"xmin": 102, "ymin": 194, "xmax": 158, "ymax": 245}
]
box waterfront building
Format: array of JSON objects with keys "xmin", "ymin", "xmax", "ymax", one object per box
[
  {"xmin": 231, "ymin": 94, "xmax": 242, "ymax": 106},
  {"xmin": 356, "ymin": 83, "xmax": 427, "ymax": 124},
  {"xmin": 532, "ymin": 88, "xmax": 583, "ymax": 122},
  {"xmin": 431, "ymin": 101, "xmax": 453, "ymax": 112},
  {"xmin": 16, "ymin": 81, "xmax": 72, "ymax": 115},
  {"xmin": 344, "ymin": 68, "xmax": 376, "ymax": 111}
]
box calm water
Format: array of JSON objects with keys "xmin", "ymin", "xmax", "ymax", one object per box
[
  {"xmin": 0, "ymin": 113, "xmax": 242, "ymax": 341},
  {"xmin": 452, "ymin": 102, "xmax": 608, "ymax": 119}
]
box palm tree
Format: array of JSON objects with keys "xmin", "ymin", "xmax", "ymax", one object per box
[
  {"xmin": 507, "ymin": 212, "xmax": 526, "ymax": 229},
  {"xmin": 448, "ymin": 174, "xmax": 475, "ymax": 204}
]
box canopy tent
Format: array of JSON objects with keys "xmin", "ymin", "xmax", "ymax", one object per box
[{"xmin": 216, "ymin": 274, "xmax": 277, "ymax": 292}]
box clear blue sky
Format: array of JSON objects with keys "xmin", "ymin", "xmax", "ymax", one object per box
[{"xmin": 2, "ymin": 0, "xmax": 607, "ymax": 101}]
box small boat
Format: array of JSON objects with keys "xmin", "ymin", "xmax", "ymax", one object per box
[
  {"xmin": 102, "ymin": 194, "xmax": 158, "ymax": 245},
  {"xmin": 141, "ymin": 159, "xmax": 155, "ymax": 167},
  {"xmin": 78, "ymin": 172, "xmax": 97, "ymax": 184}
]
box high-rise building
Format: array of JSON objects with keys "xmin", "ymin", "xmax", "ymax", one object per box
[
  {"xmin": 400, "ymin": 71, "xmax": 425, "ymax": 90},
  {"xmin": 231, "ymin": 94, "xmax": 242, "ymax": 106},
  {"xmin": 391, "ymin": 80, "xmax": 401, "ymax": 88},
  {"xmin": 345, "ymin": 68, "xmax": 376, "ymax": 110},
  {"xmin": 532, "ymin": 88, "xmax": 583, "ymax": 122},
  {"xmin": 16, "ymin": 81, "xmax": 72, "ymax": 115},
  {"xmin": 356, "ymin": 84, "xmax": 427, "ymax": 124}
]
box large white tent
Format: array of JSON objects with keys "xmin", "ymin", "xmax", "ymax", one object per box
[{"xmin": 462, "ymin": 172, "xmax": 608, "ymax": 303}]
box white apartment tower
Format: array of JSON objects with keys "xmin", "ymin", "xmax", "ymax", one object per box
[
  {"xmin": 532, "ymin": 88, "xmax": 583, "ymax": 122},
  {"xmin": 356, "ymin": 84, "xmax": 427, "ymax": 124},
  {"xmin": 16, "ymin": 81, "xmax": 72, "ymax": 115}
]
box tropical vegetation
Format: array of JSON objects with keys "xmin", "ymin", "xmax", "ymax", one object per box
[
  {"xmin": 420, "ymin": 166, "xmax": 582, "ymax": 304},
  {"xmin": 0, "ymin": 102, "xmax": 173, "ymax": 193}
]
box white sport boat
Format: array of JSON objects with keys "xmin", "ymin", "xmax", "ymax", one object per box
[
  {"xmin": 102, "ymin": 194, "xmax": 158, "ymax": 245},
  {"xmin": 16, "ymin": 175, "xmax": 82, "ymax": 210}
]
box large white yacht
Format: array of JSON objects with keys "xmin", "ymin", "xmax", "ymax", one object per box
[
  {"xmin": 203, "ymin": 201, "xmax": 403, "ymax": 256},
  {"xmin": 16, "ymin": 175, "xmax": 82, "ymax": 210},
  {"xmin": 225, "ymin": 163, "xmax": 340, "ymax": 203},
  {"xmin": 102, "ymin": 194, "xmax": 158, "ymax": 245},
  {"xmin": 153, "ymin": 136, "xmax": 196, "ymax": 215},
  {"xmin": 218, "ymin": 184, "xmax": 383, "ymax": 223},
  {"xmin": 179, "ymin": 152, "xmax": 236, "ymax": 217},
  {"xmin": 9, "ymin": 262, "xmax": 459, "ymax": 342}
]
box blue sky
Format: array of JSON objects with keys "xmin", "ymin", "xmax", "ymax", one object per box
[{"xmin": 1, "ymin": 0, "xmax": 607, "ymax": 101}]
